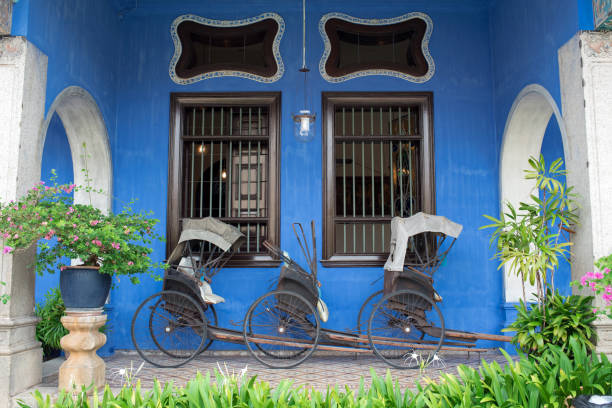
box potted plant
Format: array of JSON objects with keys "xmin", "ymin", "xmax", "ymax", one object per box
[{"xmin": 0, "ymin": 176, "xmax": 164, "ymax": 309}]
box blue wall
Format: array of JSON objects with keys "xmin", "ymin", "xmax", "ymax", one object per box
[
  {"xmin": 110, "ymin": 0, "xmax": 501, "ymax": 350},
  {"xmin": 489, "ymin": 0, "xmax": 580, "ymax": 341},
  {"xmin": 13, "ymin": 0, "xmax": 588, "ymax": 353}
]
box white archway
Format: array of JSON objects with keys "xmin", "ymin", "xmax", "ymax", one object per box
[
  {"xmin": 39, "ymin": 86, "xmax": 112, "ymax": 213},
  {"xmin": 499, "ymin": 84, "xmax": 570, "ymax": 303}
]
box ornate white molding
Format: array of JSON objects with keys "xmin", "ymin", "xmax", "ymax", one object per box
[
  {"xmin": 318, "ymin": 12, "xmax": 435, "ymax": 83},
  {"xmin": 169, "ymin": 13, "xmax": 285, "ymax": 84}
]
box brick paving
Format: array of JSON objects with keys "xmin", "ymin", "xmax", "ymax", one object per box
[{"xmin": 43, "ymin": 350, "xmax": 515, "ymax": 391}]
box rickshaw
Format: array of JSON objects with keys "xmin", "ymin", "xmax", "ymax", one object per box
[{"xmin": 131, "ymin": 214, "xmax": 510, "ymax": 369}]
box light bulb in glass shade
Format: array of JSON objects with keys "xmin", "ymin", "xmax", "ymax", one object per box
[{"xmin": 293, "ymin": 110, "xmax": 316, "ymax": 142}]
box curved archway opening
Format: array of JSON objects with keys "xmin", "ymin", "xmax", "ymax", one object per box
[
  {"xmin": 500, "ymin": 84, "xmax": 570, "ymax": 303},
  {"xmin": 40, "ymin": 86, "xmax": 112, "ymax": 213}
]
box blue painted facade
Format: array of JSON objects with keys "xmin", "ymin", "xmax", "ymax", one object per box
[{"xmin": 11, "ymin": 0, "xmax": 588, "ymax": 353}]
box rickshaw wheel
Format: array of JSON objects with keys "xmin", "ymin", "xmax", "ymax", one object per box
[
  {"xmin": 243, "ymin": 290, "xmax": 320, "ymax": 369},
  {"xmin": 198, "ymin": 304, "xmax": 217, "ymax": 354},
  {"xmin": 368, "ymin": 289, "xmax": 445, "ymax": 369},
  {"xmin": 131, "ymin": 290, "xmax": 207, "ymax": 368},
  {"xmin": 357, "ymin": 290, "xmax": 383, "ymax": 334}
]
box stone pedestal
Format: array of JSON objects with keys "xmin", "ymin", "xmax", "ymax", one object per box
[
  {"xmin": 559, "ymin": 31, "xmax": 612, "ymax": 355},
  {"xmin": 58, "ymin": 311, "xmax": 107, "ymax": 393}
]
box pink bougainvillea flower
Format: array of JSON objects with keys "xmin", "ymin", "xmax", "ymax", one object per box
[
  {"xmin": 41, "ymin": 221, "xmax": 48, "ymax": 226},
  {"xmin": 66, "ymin": 207, "xmax": 74, "ymax": 215},
  {"xmin": 1, "ymin": 232, "xmax": 9, "ymax": 239},
  {"xmin": 595, "ymin": 272, "xmax": 604, "ymax": 279},
  {"xmin": 124, "ymin": 228, "xmax": 130, "ymax": 235},
  {"xmin": 127, "ymin": 261, "xmax": 134, "ymax": 266},
  {"xmin": 111, "ymin": 242, "xmax": 120, "ymax": 250},
  {"xmin": 3, "ymin": 246, "xmax": 13, "ymax": 254},
  {"xmin": 92, "ymin": 239, "xmax": 102, "ymax": 247},
  {"xmin": 31, "ymin": 187, "xmax": 38, "ymax": 192},
  {"xmin": 606, "ymin": 285, "xmax": 612, "ymax": 294},
  {"xmin": 63, "ymin": 184, "xmax": 76, "ymax": 194},
  {"xmin": 593, "ymin": 308, "xmax": 598, "ymax": 314},
  {"xmin": 72, "ymin": 223, "xmax": 77, "ymax": 228},
  {"xmin": 581, "ymin": 275, "xmax": 588, "ymax": 286},
  {"xmin": 13, "ymin": 234, "xmax": 18, "ymax": 239},
  {"xmin": 60, "ymin": 266, "xmax": 66, "ymax": 271},
  {"xmin": 44, "ymin": 230, "xmax": 55, "ymax": 240},
  {"xmin": 90, "ymin": 220, "xmax": 100, "ymax": 226},
  {"xmin": 72, "ymin": 235, "xmax": 79, "ymax": 242}
]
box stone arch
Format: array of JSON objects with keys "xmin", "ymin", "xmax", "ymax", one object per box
[
  {"xmin": 39, "ymin": 86, "xmax": 112, "ymax": 212},
  {"xmin": 499, "ymin": 84, "xmax": 569, "ymax": 302}
]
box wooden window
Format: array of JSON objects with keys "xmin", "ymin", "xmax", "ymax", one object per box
[
  {"xmin": 168, "ymin": 93, "xmax": 281, "ymax": 267},
  {"xmin": 321, "ymin": 93, "xmax": 435, "ymax": 267}
]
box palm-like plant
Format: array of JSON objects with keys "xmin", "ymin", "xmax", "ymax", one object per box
[{"xmin": 482, "ymin": 155, "xmax": 578, "ymax": 307}]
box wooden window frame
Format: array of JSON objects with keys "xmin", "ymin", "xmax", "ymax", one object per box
[
  {"xmin": 168, "ymin": 92, "xmax": 281, "ymax": 267},
  {"xmin": 321, "ymin": 92, "xmax": 435, "ymax": 267}
]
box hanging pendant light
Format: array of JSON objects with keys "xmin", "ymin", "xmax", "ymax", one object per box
[{"xmin": 293, "ymin": 0, "xmax": 315, "ymax": 142}]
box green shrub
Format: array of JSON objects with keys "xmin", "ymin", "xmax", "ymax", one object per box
[
  {"xmin": 413, "ymin": 338, "xmax": 611, "ymax": 407},
  {"xmin": 503, "ymin": 290, "xmax": 596, "ymax": 356},
  {"xmin": 35, "ymin": 288, "xmax": 68, "ymax": 358},
  {"xmin": 17, "ymin": 338, "xmax": 612, "ymax": 408}
]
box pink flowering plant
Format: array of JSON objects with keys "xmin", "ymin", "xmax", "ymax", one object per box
[
  {"xmin": 0, "ymin": 177, "xmax": 165, "ymax": 284},
  {"xmin": 575, "ymin": 256, "xmax": 612, "ymax": 317}
]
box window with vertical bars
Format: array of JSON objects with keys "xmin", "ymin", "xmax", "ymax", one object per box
[
  {"xmin": 168, "ymin": 93, "xmax": 281, "ymax": 267},
  {"xmin": 321, "ymin": 93, "xmax": 434, "ymax": 267}
]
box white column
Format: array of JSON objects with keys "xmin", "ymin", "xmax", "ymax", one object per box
[
  {"xmin": 559, "ymin": 31, "xmax": 612, "ymax": 355},
  {"xmin": 0, "ymin": 36, "xmax": 48, "ymax": 406}
]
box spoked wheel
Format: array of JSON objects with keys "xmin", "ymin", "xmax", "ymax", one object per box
[
  {"xmin": 243, "ymin": 290, "xmax": 320, "ymax": 369},
  {"xmin": 368, "ymin": 289, "xmax": 445, "ymax": 369},
  {"xmin": 357, "ymin": 290, "xmax": 383, "ymax": 334},
  {"xmin": 131, "ymin": 290, "xmax": 207, "ymax": 368},
  {"xmin": 199, "ymin": 304, "xmax": 217, "ymax": 354}
]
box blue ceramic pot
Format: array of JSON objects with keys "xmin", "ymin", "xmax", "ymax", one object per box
[{"xmin": 59, "ymin": 266, "xmax": 111, "ymax": 309}]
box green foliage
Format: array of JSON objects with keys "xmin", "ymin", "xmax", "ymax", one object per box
[
  {"xmin": 35, "ymin": 288, "xmax": 68, "ymax": 356},
  {"xmin": 17, "ymin": 339, "xmax": 612, "ymax": 408},
  {"xmin": 481, "ymin": 155, "xmax": 578, "ymax": 304},
  {"xmin": 503, "ymin": 290, "xmax": 596, "ymax": 356},
  {"xmin": 0, "ymin": 280, "xmax": 8, "ymax": 304},
  {"xmin": 0, "ymin": 169, "xmax": 165, "ymax": 283},
  {"xmin": 412, "ymin": 338, "xmax": 611, "ymax": 408}
]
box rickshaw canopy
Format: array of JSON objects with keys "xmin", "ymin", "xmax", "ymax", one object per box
[
  {"xmin": 167, "ymin": 218, "xmax": 245, "ymax": 265},
  {"xmin": 384, "ymin": 212, "xmax": 463, "ymax": 272}
]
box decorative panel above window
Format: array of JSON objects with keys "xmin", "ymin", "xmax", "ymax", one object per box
[
  {"xmin": 321, "ymin": 93, "xmax": 435, "ymax": 267},
  {"xmin": 319, "ymin": 13, "xmax": 434, "ymax": 83},
  {"xmin": 169, "ymin": 13, "xmax": 285, "ymax": 84},
  {"xmin": 168, "ymin": 93, "xmax": 281, "ymax": 267}
]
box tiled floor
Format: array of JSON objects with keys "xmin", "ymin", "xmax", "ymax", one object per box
[{"xmin": 43, "ymin": 350, "xmax": 514, "ymax": 391}]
